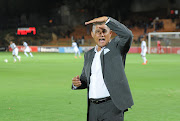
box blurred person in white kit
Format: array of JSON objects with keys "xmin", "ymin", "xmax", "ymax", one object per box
[
  {"xmin": 72, "ymin": 40, "xmax": 81, "ymax": 58},
  {"xmin": 23, "ymin": 41, "xmax": 33, "ymax": 57},
  {"xmin": 141, "ymin": 37, "xmax": 148, "ymax": 65},
  {"xmin": 10, "ymin": 41, "xmax": 21, "ymax": 62}
]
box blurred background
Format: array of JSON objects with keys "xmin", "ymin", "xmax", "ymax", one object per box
[{"xmin": 0, "ymin": 0, "xmax": 180, "ymax": 53}]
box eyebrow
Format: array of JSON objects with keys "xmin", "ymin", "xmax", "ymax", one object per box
[{"xmin": 95, "ymin": 29, "xmax": 100, "ymax": 32}]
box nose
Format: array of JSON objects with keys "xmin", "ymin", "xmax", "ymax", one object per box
[{"xmin": 100, "ymin": 32, "xmax": 105, "ymax": 37}]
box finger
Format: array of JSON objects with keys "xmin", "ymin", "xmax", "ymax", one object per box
[
  {"xmin": 85, "ymin": 19, "xmax": 99, "ymax": 25},
  {"xmin": 73, "ymin": 81, "xmax": 82, "ymax": 87},
  {"xmin": 72, "ymin": 77, "xmax": 76, "ymax": 81},
  {"xmin": 76, "ymin": 83, "xmax": 82, "ymax": 87},
  {"xmin": 85, "ymin": 21, "xmax": 93, "ymax": 25},
  {"xmin": 72, "ymin": 79, "xmax": 80, "ymax": 83},
  {"xmin": 75, "ymin": 81, "xmax": 82, "ymax": 86},
  {"xmin": 72, "ymin": 80, "xmax": 81, "ymax": 84},
  {"xmin": 85, "ymin": 17, "xmax": 108, "ymax": 25},
  {"xmin": 76, "ymin": 75, "xmax": 80, "ymax": 79}
]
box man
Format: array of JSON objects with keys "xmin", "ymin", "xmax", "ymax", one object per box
[
  {"xmin": 157, "ymin": 40, "xmax": 161, "ymax": 54},
  {"xmin": 72, "ymin": 16, "xmax": 134, "ymax": 121},
  {"xmin": 10, "ymin": 41, "xmax": 21, "ymax": 62},
  {"xmin": 141, "ymin": 38, "xmax": 148, "ymax": 65},
  {"xmin": 72, "ymin": 40, "xmax": 81, "ymax": 58},
  {"xmin": 23, "ymin": 41, "xmax": 33, "ymax": 57}
]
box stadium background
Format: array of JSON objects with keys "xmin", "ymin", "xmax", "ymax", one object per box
[
  {"xmin": 0, "ymin": 0, "xmax": 180, "ymax": 54},
  {"xmin": 0, "ymin": 0, "xmax": 180, "ymax": 121}
]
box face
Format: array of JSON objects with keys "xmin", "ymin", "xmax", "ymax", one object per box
[{"xmin": 91, "ymin": 24, "xmax": 112, "ymax": 50}]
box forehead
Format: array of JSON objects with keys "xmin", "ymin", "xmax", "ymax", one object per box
[{"xmin": 95, "ymin": 24, "xmax": 109, "ymax": 30}]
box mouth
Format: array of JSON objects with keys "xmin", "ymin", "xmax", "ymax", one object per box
[{"xmin": 99, "ymin": 38, "xmax": 105, "ymax": 42}]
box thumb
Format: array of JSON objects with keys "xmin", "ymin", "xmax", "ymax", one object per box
[{"xmin": 76, "ymin": 75, "xmax": 80, "ymax": 79}]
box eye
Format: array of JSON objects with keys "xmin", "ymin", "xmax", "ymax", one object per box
[
  {"xmin": 95, "ymin": 30, "xmax": 100, "ymax": 34},
  {"xmin": 102, "ymin": 29, "xmax": 107, "ymax": 33}
]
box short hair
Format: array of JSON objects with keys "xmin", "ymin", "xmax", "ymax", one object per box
[{"xmin": 92, "ymin": 22, "xmax": 110, "ymax": 33}]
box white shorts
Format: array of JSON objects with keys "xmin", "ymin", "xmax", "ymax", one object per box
[
  {"xmin": 24, "ymin": 47, "xmax": 30, "ymax": 52},
  {"xmin": 141, "ymin": 52, "xmax": 146, "ymax": 57},
  {"xmin": 12, "ymin": 48, "xmax": 19, "ymax": 56},
  {"xmin": 74, "ymin": 47, "xmax": 79, "ymax": 53}
]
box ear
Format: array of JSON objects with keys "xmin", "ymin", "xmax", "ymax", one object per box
[
  {"xmin": 91, "ymin": 31, "xmax": 94, "ymax": 38},
  {"xmin": 109, "ymin": 30, "xmax": 112, "ymax": 36}
]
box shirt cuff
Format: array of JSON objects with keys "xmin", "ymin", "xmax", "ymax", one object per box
[
  {"xmin": 105, "ymin": 18, "xmax": 110, "ymax": 24},
  {"xmin": 72, "ymin": 84, "xmax": 78, "ymax": 90}
]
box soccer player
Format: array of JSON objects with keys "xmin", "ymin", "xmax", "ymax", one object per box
[
  {"xmin": 157, "ymin": 40, "xmax": 161, "ymax": 54},
  {"xmin": 23, "ymin": 41, "xmax": 33, "ymax": 57},
  {"xmin": 10, "ymin": 41, "xmax": 21, "ymax": 62},
  {"xmin": 72, "ymin": 40, "xmax": 81, "ymax": 58},
  {"xmin": 141, "ymin": 38, "xmax": 148, "ymax": 65}
]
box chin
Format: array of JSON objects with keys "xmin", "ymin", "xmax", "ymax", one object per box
[
  {"xmin": 98, "ymin": 45, "xmax": 105, "ymax": 48},
  {"xmin": 98, "ymin": 43, "xmax": 106, "ymax": 47}
]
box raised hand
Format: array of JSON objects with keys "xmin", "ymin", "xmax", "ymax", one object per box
[{"xmin": 85, "ymin": 16, "xmax": 108, "ymax": 25}]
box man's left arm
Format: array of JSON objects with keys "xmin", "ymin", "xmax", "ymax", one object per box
[
  {"xmin": 72, "ymin": 53, "xmax": 87, "ymax": 90},
  {"xmin": 106, "ymin": 17, "xmax": 133, "ymax": 55}
]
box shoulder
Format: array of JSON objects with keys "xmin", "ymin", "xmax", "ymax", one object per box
[
  {"xmin": 84, "ymin": 47, "xmax": 94, "ymax": 56},
  {"xmin": 86, "ymin": 47, "xmax": 94, "ymax": 54},
  {"xmin": 109, "ymin": 36, "xmax": 120, "ymax": 45}
]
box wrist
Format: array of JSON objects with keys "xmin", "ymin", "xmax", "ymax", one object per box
[
  {"xmin": 105, "ymin": 17, "xmax": 110, "ymax": 24},
  {"xmin": 103, "ymin": 16, "xmax": 108, "ymax": 22}
]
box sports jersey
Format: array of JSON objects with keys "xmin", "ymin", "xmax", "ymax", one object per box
[
  {"xmin": 10, "ymin": 43, "xmax": 16, "ymax": 50},
  {"xmin": 23, "ymin": 42, "xmax": 28, "ymax": 48},
  {"xmin": 141, "ymin": 41, "xmax": 147, "ymax": 53}
]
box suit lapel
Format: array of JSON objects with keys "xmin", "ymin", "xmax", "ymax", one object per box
[
  {"xmin": 87, "ymin": 50, "xmax": 95, "ymax": 85},
  {"xmin": 100, "ymin": 50, "xmax": 104, "ymax": 77}
]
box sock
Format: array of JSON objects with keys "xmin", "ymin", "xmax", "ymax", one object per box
[
  {"xmin": 24, "ymin": 52, "xmax": 29, "ymax": 57},
  {"xmin": 75, "ymin": 52, "xmax": 77, "ymax": 57},
  {"xmin": 143, "ymin": 57, "xmax": 147, "ymax": 63},
  {"xmin": 17, "ymin": 56, "xmax": 21, "ymax": 61},
  {"xmin": 78, "ymin": 51, "xmax": 81, "ymax": 57},
  {"xmin": 30, "ymin": 53, "xmax": 33, "ymax": 57},
  {"xmin": 13, "ymin": 56, "xmax": 16, "ymax": 62}
]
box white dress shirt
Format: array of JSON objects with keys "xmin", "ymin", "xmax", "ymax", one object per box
[{"xmin": 89, "ymin": 46, "xmax": 110, "ymax": 99}]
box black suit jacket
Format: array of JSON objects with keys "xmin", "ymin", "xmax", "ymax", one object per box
[{"xmin": 75, "ymin": 17, "xmax": 134, "ymax": 112}]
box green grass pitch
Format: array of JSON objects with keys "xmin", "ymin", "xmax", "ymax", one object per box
[{"xmin": 0, "ymin": 52, "xmax": 180, "ymax": 121}]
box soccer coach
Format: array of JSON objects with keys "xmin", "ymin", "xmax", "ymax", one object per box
[{"xmin": 72, "ymin": 16, "xmax": 134, "ymax": 121}]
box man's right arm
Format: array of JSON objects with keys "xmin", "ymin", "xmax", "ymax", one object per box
[{"xmin": 106, "ymin": 17, "xmax": 133, "ymax": 55}]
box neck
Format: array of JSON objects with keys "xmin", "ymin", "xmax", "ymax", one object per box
[{"xmin": 97, "ymin": 46, "xmax": 102, "ymax": 52}]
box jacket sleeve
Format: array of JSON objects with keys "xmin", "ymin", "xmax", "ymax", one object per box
[
  {"xmin": 72, "ymin": 53, "xmax": 87, "ymax": 90},
  {"xmin": 106, "ymin": 17, "xmax": 133, "ymax": 55}
]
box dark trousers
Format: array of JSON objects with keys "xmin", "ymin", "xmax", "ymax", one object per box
[{"xmin": 89, "ymin": 100, "xmax": 124, "ymax": 121}]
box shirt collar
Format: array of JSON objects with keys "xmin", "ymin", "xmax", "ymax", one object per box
[
  {"xmin": 94, "ymin": 39, "xmax": 112, "ymax": 53},
  {"xmin": 94, "ymin": 45, "xmax": 105, "ymax": 53}
]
